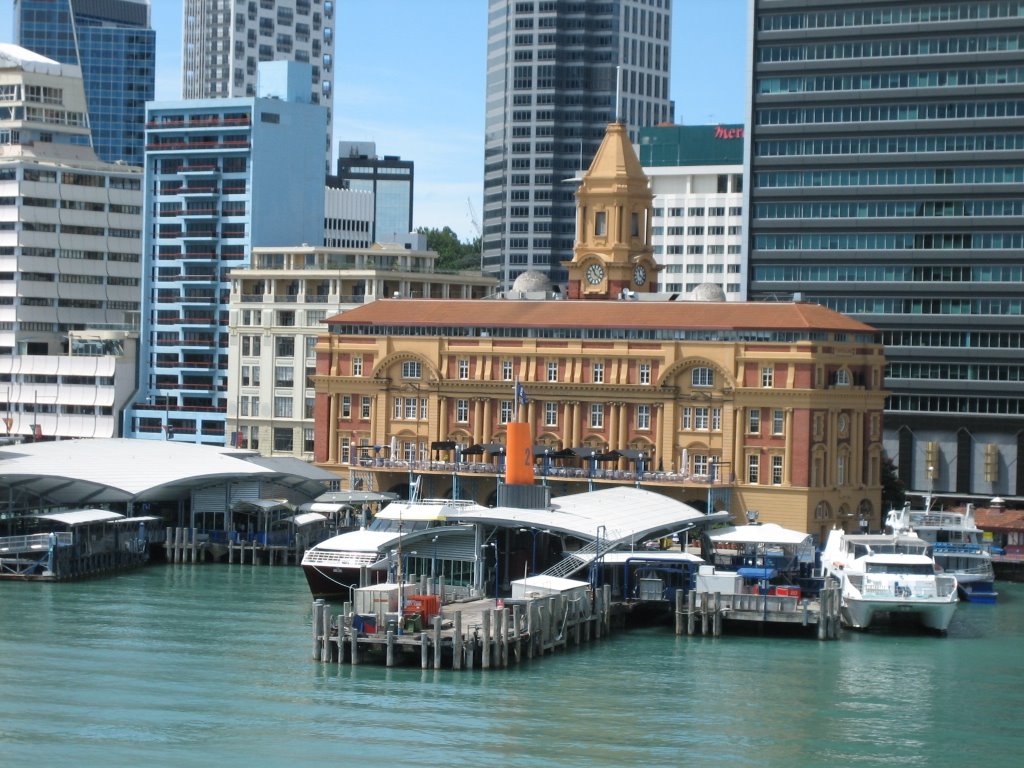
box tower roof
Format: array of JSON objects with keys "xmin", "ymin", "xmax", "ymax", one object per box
[{"xmin": 577, "ymin": 122, "xmax": 649, "ymax": 197}]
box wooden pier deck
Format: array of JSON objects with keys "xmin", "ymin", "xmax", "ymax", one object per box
[
  {"xmin": 311, "ymin": 584, "xmax": 843, "ymax": 669},
  {"xmin": 312, "ymin": 586, "xmax": 614, "ymax": 669}
]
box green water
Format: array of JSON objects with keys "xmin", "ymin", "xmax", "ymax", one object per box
[{"xmin": 1, "ymin": 565, "xmax": 1021, "ymax": 767}]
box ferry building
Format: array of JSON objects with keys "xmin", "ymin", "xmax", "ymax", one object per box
[{"xmin": 313, "ymin": 124, "xmax": 887, "ymax": 540}]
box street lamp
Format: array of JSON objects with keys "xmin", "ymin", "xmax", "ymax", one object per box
[
  {"xmin": 431, "ymin": 535, "xmax": 439, "ymax": 588},
  {"xmin": 482, "ymin": 541, "xmax": 499, "ymax": 604},
  {"xmin": 519, "ymin": 527, "xmax": 550, "ymax": 575}
]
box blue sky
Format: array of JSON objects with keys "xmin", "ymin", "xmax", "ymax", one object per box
[{"xmin": 1, "ymin": 0, "xmax": 748, "ymax": 241}]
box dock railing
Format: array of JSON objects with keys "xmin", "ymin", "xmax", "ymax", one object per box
[{"xmin": 0, "ymin": 532, "xmax": 73, "ymax": 553}]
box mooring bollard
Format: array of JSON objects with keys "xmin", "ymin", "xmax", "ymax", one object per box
[
  {"xmin": 481, "ymin": 611, "xmax": 491, "ymax": 669},
  {"xmin": 453, "ymin": 611, "xmax": 463, "ymax": 670},
  {"xmin": 675, "ymin": 589, "xmax": 685, "ymax": 636},
  {"xmin": 433, "ymin": 615, "xmax": 442, "ymax": 670},
  {"xmin": 312, "ymin": 599, "xmax": 324, "ymax": 661}
]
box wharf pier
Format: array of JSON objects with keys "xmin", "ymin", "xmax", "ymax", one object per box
[
  {"xmin": 312, "ymin": 586, "xmax": 614, "ymax": 669},
  {"xmin": 311, "ymin": 583, "xmax": 843, "ymax": 669},
  {"xmin": 685, "ymin": 586, "xmax": 842, "ymax": 639}
]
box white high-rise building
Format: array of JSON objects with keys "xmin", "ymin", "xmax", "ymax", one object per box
[
  {"xmin": 0, "ymin": 45, "xmax": 143, "ymax": 441},
  {"xmin": 181, "ymin": 0, "xmax": 335, "ymax": 170},
  {"xmin": 639, "ymin": 124, "xmax": 745, "ymax": 300}
]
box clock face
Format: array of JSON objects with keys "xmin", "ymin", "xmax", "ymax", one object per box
[
  {"xmin": 585, "ymin": 262, "xmax": 605, "ymax": 285},
  {"xmin": 634, "ymin": 264, "xmax": 647, "ymax": 286}
]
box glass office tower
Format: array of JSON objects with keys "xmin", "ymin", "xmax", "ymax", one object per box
[
  {"xmin": 14, "ymin": 0, "xmax": 155, "ymax": 165},
  {"xmin": 746, "ymin": 0, "xmax": 1024, "ymax": 499},
  {"xmin": 483, "ymin": 0, "xmax": 674, "ymax": 290}
]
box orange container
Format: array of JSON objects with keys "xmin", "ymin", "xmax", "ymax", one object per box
[{"xmin": 408, "ymin": 594, "xmax": 441, "ymax": 624}]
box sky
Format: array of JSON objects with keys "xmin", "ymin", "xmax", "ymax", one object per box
[{"xmin": 0, "ymin": 0, "xmax": 749, "ymax": 242}]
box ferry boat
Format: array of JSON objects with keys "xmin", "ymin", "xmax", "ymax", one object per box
[
  {"xmin": 300, "ymin": 494, "xmax": 484, "ymax": 601},
  {"xmin": 897, "ymin": 499, "xmax": 998, "ymax": 603},
  {"xmin": 821, "ymin": 508, "xmax": 959, "ymax": 633}
]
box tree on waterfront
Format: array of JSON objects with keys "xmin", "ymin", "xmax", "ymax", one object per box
[
  {"xmin": 881, "ymin": 452, "xmax": 905, "ymax": 512},
  {"xmin": 418, "ymin": 226, "xmax": 481, "ymax": 271}
]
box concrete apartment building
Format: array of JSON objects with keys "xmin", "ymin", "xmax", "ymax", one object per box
[
  {"xmin": 0, "ymin": 45, "xmax": 143, "ymax": 441},
  {"xmin": 226, "ymin": 244, "xmax": 497, "ymax": 460},
  {"xmin": 14, "ymin": 0, "xmax": 155, "ymax": 165},
  {"xmin": 122, "ymin": 60, "xmax": 325, "ymax": 445},
  {"xmin": 482, "ymin": 0, "xmax": 674, "ymax": 290},
  {"xmin": 639, "ymin": 123, "xmax": 746, "ymax": 299},
  {"xmin": 746, "ymin": 0, "xmax": 1024, "ymax": 502},
  {"xmin": 181, "ymin": 0, "xmax": 336, "ymax": 171}
]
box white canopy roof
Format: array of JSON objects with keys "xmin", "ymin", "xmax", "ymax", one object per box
[
  {"xmin": 286, "ymin": 512, "xmax": 328, "ymax": 527},
  {"xmin": 33, "ymin": 509, "xmax": 123, "ymax": 525},
  {"xmin": 0, "ymin": 438, "xmax": 333, "ymax": 506},
  {"xmin": 450, "ymin": 486, "xmax": 728, "ymax": 544},
  {"xmin": 708, "ymin": 523, "xmax": 812, "ymax": 546}
]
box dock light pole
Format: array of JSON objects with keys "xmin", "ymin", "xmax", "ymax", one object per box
[
  {"xmin": 482, "ymin": 541, "xmax": 498, "ymax": 604},
  {"xmin": 431, "ymin": 535, "xmax": 439, "ymax": 589}
]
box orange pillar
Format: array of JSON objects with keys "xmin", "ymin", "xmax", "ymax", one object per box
[{"xmin": 505, "ymin": 421, "xmax": 534, "ymax": 485}]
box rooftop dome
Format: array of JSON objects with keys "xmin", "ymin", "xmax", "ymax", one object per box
[
  {"xmin": 510, "ymin": 270, "xmax": 554, "ymax": 295},
  {"xmin": 692, "ymin": 283, "xmax": 727, "ymax": 302}
]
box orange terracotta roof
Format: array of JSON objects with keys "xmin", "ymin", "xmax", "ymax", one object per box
[
  {"xmin": 975, "ymin": 507, "xmax": 1024, "ymax": 531},
  {"xmin": 325, "ymin": 298, "xmax": 878, "ymax": 334}
]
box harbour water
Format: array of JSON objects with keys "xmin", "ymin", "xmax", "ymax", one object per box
[{"xmin": 2, "ymin": 565, "xmax": 1021, "ymax": 767}]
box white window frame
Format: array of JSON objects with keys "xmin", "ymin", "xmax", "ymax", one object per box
[
  {"xmin": 691, "ymin": 367, "xmax": 714, "ymax": 387},
  {"xmin": 458, "ymin": 359, "xmax": 469, "ymax": 380},
  {"xmin": 544, "ymin": 401, "xmax": 558, "ymax": 427},
  {"xmin": 456, "ymin": 399, "xmax": 469, "ymax": 423},
  {"xmin": 499, "ymin": 400, "xmax": 514, "ymax": 424},
  {"xmin": 772, "ymin": 454, "xmax": 784, "ymax": 485},
  {"xmin": 593, "ymin": 362, "xmax": 604, "ymax": 384},
  {"xmin": 639, "ymin": 363, "xmax": 651, "ymax": 385},
  {"xmin": 636, "ymin": 404, "xmax": 650, "ymax": 430},
  {"xmin": 590, "ymin": 403, "xmax": 604, "ymax": 429},
  {"xmin": 762, "ymin": 365, "xmax": 774, "ymax": 388},
  {"xmin": 773, "ymin": 409, "xmax": 784, "ymax": 435},
  {"xmin": 547, "ymin": 361, "xmax": 558, "ymax": 382},
  {"xmin": 748, "ymin": 454, "xmax": 760, "ymax": 484},
  {"xmin": 502, "ymin": 360, "xmax": 513, "ymax": 381},
  {"xmin": 694, "ymin": 406, "xmax": 709, "ymax": 430},
  {"xmin": 748, "ymin": 408, "xmax": 761, "ymax": 434},
  {"xmin": 402, "ymin": 360, "xmax": 421, "ymax": 379}
]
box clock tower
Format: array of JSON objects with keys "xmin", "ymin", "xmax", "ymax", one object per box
[{"xmin": 564, "ymin": 122, "xmax": 659, "ymax": 299}]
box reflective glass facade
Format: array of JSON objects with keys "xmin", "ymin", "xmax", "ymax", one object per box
[
  {"xmin": 334, "ymin": 154, "xmax": 414, "ymax": 245},
  {"xmin": 483, "ymin": 0, "xmax": 674, "ymax": 289},
  {"xmin": 15, "ymin": 0, "xmax": 155, "ymax": 165},
  {"xmin": 747, "ymin": 0, "xmax": 1024, "ymax": 499}
]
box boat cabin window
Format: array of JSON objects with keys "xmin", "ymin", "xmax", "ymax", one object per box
[
  {"xmin": 367, "ymin": 518, "xmax": 436, "ymax": 533},
  {"xmin": 865, "ymin": 563, "xmax": 935, "ymax": 575}
]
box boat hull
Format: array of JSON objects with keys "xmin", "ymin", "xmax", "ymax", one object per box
[
  {"xmin": 959, "ymin": 581, "xmax": 998, "ymax": 604},
  {"xmin": 302, "ymin": 564, "xmax": 364, "ymax": 601},
  {"xmin": 842, "ymin": 595, "xmax": 958, "ymax": 632}
]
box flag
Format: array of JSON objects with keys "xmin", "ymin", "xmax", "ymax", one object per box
[{"xmin": 515, "ymin": 380, "xmax": 528, "ymax": 405}]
